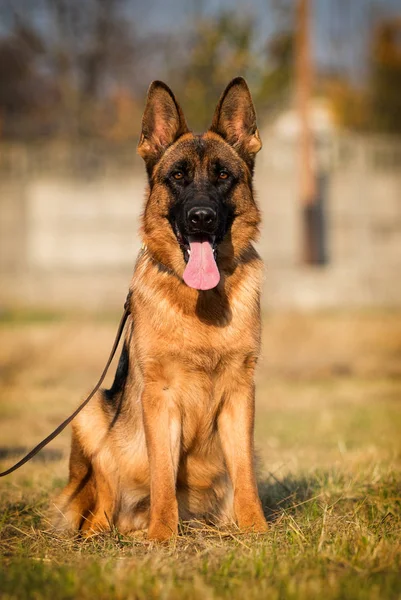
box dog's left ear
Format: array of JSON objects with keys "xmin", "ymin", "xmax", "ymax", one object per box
[
  {"xmin": 210, "ymin": 77, "xmax": 262, "ymax": 167},
  {"xmin": 138, "ymin": 81, "xmax": 189, "ymax": 170}
]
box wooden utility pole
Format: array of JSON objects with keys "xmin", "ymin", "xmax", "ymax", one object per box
[{"xmin": 295, "ymin": 0, "xmax": 317, "ymax": 263}]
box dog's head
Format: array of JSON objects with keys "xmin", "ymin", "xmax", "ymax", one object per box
[{"xmin": 138, "ymin": 78, "xmax": 262, "ymax": 291}]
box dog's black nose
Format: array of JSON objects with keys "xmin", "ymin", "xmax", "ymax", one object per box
[{"xmin": 187, "ymin": 206, "xmax": 217, "ymax": 233}]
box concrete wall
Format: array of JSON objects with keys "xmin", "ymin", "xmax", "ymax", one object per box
[{"xmin": 0, "ymin": 135, "xmax": 400, "ymax": 310}]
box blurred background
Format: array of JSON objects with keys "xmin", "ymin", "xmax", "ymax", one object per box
[
  {"xmin": 0, "ymin": 0, "xmax": 400, "ymax": 311},
  {"xmin": 1, "ymin": 7, "xmax": 401, "ymax": 580}
]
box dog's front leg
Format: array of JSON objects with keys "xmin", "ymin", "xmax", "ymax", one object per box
[
  {"xmin": 142, "ymin": 384, "xmax": 181, "ymax": 541},
  {"xmin": 218, "ymin": 379, "xmax": 268, "ymax": 533}
]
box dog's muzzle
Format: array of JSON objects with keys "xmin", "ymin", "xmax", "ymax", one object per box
[{"xmin": 175, "ymin": 201, "xmax": 220, "ymax": 291}]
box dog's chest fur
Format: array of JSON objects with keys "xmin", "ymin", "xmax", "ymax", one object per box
[{"xmin": 120, "ymin": 253, "xmax": 263, "ymax": 452}]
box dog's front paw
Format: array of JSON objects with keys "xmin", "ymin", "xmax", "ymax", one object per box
[
  {"xmin": 80, "ymin": 513, "xmax": 111, "ymax": 537},
  {"xmin": 147, "ymin": 506, "xmax": 178, "ymax": 541},
  {"xmin": 235, "ymin": 500, "xmax": 268, "ymax": 533},
  {"xmin": 238, "ymin": 514, "xmax": 268, "ymax": 533},
  {"xmin": 147, "ymin": 521, "xmax": 177, "ymax": 541}
]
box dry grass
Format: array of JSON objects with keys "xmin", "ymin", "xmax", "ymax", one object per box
[{"xmin": 0, "ymin": 310, "xmax": 400, "ymax": 599}]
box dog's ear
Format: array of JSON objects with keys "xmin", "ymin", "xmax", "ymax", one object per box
[
  {"xmin": 210, "ymin": 77, "xmax": 262, "ymax": 167},
  {"xmin": 138, "ymin": 81, "xmax": 189, "ymax": 169}
]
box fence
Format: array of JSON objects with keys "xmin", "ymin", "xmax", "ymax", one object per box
[{"xmin": 0, "ymin": 134, "xmax": 400, "ymax": 310}]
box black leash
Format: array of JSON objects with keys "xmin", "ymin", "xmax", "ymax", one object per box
[{"xmin": 0, "ymin": 296, "xmax": 131, "ymax": 478}]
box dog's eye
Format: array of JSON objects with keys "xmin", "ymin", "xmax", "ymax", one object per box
[
  {"xmin": 218, "ymin": 170, "xmax": 229, "ymax": 180},
  {"xmin": 172, "ymin": 171, "xmax": 184, "ymax": 181}
]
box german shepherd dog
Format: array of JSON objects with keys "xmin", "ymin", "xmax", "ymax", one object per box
[{"xmin": 55, "ymin": 77, "xmax": 268, "ymax": 540}]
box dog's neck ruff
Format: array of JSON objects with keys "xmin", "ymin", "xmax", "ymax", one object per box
[{"xmin": 140, "ymin": 244, "xmax": 183, "ymax": 282}]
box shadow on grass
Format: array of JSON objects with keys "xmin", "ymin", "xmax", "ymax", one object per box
[{"xmin": 259, "ymin": 472, "xmax": 324, "ymax": 522}]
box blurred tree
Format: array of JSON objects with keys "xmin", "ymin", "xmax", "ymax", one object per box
[
  {"xmin": 169, "ymin": 3, "xmax": 295, "ymax": 132},
  {"xmin": 0, "ymin": 0, "xmax": 299, "ymax": 140},
  {"xmin": 370, "ymin": 18, "xmax": 401, "ymax": 135},
  {"xmin": 256, "ymin": 29, "xmax": 294, "ymax": 117},
  {"xmin": 256, "ymin": 0, "xmax": 294, "ymax": 117},
  {"xmin": 47, "ymin": 0, "xmax": 141, "ymax": 137},
  {"xmin": 0, "ymin": 0, "xmax": 146, "ymax": 139},
  {"xmin": 92, "ymin": 88, "xmax": 141, "ymax": 141},
  {"xmin": 0, "ymin": 20, "xmax": 50, "ymax": 138},
  {"xmin": 327, "ymin": 17, "xmax": 401, "ymax": 136},
  {"xmin": 172, "ymin": 12, "xmax": 259, "ymax": 131},
  {"xmin": 324, "ymin": 77, "xmax": 369, "ymax": 132}
]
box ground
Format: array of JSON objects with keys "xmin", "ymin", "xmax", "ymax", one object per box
[{"xmin": 0, "ymin": 309, "xmax": 400, "ymax": 600}]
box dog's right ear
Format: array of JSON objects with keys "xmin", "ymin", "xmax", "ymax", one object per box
[
  {"xmin": 138, "ymin": 81, "xmax": 189, "ymax": 170},
  {"xmin": 210, "ymin": 77, "xmax": 261, "ymax": 169}
]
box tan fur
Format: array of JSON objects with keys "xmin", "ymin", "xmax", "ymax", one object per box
[{"xmin": 54, "ymin": 78, "xmax": 268, "ymax": 541}]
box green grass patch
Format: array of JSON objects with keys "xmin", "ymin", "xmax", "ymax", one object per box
[
  {"xmin": 1, "ymin": 312, "xmax": 400, "ymax": 599},
  {"xmin": 1, "ymin": 468, "xmax": 400, "ymax": 599}
]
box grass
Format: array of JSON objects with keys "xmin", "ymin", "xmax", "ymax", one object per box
[{"xmin": 0, "ymin": 311, "xmax": 400, "ymax": 599}]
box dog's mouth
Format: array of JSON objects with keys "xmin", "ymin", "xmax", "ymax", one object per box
[{"xmin": 174, "ymin": 225, "xmax": 220, "ymax": 291}]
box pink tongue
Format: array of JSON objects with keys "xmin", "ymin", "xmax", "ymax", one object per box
[{"xmin": 183, "ymin": 236, "xmax": 220, "ymax": 291}]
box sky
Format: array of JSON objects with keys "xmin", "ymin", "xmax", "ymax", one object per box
[
  {"xmin": 1, "ymin": 0, "xmax": 400, "ymax": 81},
  {"xmin": 121, "ymin": 0, "xmax": 401, "ymax": 79}
]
